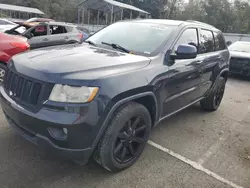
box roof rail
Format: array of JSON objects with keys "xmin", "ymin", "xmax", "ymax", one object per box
[{"xmin": 186, "ymin": 20, "xmax": 215, "ymax": 28}]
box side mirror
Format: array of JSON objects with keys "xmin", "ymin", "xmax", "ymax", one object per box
[{"xmin": 172, "ymin": 44, "xmax": 198, "ymax": 60}]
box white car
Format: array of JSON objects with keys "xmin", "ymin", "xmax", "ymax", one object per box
[{"xmin": 0, "ymin": 19, "xmax": 17, "ymax": 32}]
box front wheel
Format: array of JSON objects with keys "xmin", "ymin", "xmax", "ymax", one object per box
[
  {"xmin": 94, "ymin": 102, "xmax": 152, "ymax": 172},
  {"xmin": 200, "ymin": 77, "xmax": 226, "ymax": 111}
]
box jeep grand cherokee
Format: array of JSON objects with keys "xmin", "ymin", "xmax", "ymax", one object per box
[{"xmin": 0, "ymin": 19, "xmax": 230, "ymax": 172}]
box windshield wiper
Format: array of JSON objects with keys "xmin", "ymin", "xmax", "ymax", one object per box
[
  {"xmin": 84, "ymin": 40, "xmax": 96, "ymax": 46},
  {"xmin": 101, "ymin": 42, "xmax": 131, "ymax": 53}
]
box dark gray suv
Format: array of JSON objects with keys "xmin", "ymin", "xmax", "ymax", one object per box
[{"xmin": 0, "ymin": 19, "xmax": 230, "ymax": 172}]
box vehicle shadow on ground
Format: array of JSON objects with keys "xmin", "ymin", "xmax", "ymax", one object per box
[
  {"xmin": 0, "ymin": 105, "xmax": 206, "ymax": 187},
  {"xmin": 229, "ymin": 74, "xmax": 250, "ymax": 82}
]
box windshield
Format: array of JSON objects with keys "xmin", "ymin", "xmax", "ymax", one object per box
[
  {"xmin": 87, "ymin": 22, "xmax": 175, "ymax": 55},
  {"xmin": 229, "ymin": 42, "xmax": 250, "ymax": 53}
]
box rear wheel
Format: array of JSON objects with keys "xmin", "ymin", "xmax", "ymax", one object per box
[
  {"xmin": 94, "ymin": 102, "xmax": 151, "ymax": 172},
  {"xmin": 200, "ymin": 77, "xmax": 226, "ymax": 111},
  {"xmin": 0, "ymin": 63, "xmax": 6, "ymax": 85}
]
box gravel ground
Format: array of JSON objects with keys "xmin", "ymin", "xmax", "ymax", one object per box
[{"xmin": 0, "ymin": 76, "xmax": 249, "ymax": 188}]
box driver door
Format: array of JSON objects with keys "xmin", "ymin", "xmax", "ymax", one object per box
[
  {"xmin": 161, "ymin": 28, "xmax": 203, "ymax": 117},
  {"xmin": 25, "ymin": 24, "xmax": 49, "ymax": 49}
]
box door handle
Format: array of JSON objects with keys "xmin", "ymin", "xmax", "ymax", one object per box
[
  {"xmin": 43, "ymin": 38, "xmax": 49, "ymax": 41},
  {"xmin": 192, "ymin": 60, "xmax": 202, "ymax": 66},
  {"xmin": 65, "ymin": 36, "xmax": 69, "ymax": 40},
  {"xmin": 187, "ymin": 60, "xmax": 202, "ymax": 67}
]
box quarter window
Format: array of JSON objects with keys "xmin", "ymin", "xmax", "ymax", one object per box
[
  {"xmin": 214, "ymin": 32, "xmax": 226, "ymax": 51},
  {"xmin": 174, "ymin": 28, "xmax": 198, "ymax": 51},
  {"xmin": 199, "ymin": 29, "xmax": 215, "ymax": 54}
]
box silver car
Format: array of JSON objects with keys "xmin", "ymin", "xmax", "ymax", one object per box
[{"xmin": 5, "ymin": 22, "xmax": 83, "ymax": 49}]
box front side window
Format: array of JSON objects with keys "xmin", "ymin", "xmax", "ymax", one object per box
[
  {"xmin": 87, "ymin": 22, "xmax": 176, "ymax": 55},
  {"xmin": 174, "ymin": 28, "xmax": 198, "ymax": 51},
  {"xmin": 199, "ymin": 29, "xmax": 215, "ymax": 54},
  {"xmin": 31, "ymin": 25, "xmax": 47, "ymax": 37}
]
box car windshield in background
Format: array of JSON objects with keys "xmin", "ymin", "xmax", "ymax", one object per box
[
  {"xmin": 87, "ymin": 22, "xmax": 175, "ymax": 55},
  {"xmin": 229, "ymin": 42, "xmax": 250, "ymax": 53}
]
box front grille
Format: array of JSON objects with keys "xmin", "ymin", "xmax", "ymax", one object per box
[
  {"xmin": 230, "ymin": 57, "xmax": 249, "ymax": 67},
  {"xmin": 3, "ymin": 68, "xmax": 53, "ymax": 112}
]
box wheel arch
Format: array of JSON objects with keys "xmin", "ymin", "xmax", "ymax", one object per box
[
  {"xmin": 208, "ymin": 68, "xmax": 229, "ymax": 95},
  {"xmin": 91, "ymin": 92, "xmax": 158, "ymax": 154},
  {"xmin": 219, "ymin": 69, "xmax": 229, "ymax": 81}
]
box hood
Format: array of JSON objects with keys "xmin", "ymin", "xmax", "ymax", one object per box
[
  {"xmin": 230, "ymin": 50, "xmax": 250, "ymax": 59},
  {"xmin": 12, "ymin": 44, "xmax": 151, "ymax": 85}
]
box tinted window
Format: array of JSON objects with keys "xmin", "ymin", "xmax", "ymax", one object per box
[
  {"xmin": 214, "ymin": 32, "xmax": 226, "ymax": 50},
  {"xmin": 87, "ymin": 22, "xmax": 176, "ymax": 55},
  {"xmin": 199, "ymin": 29, "xmax": 215, "ymax": 54},
  {"xmin": 0, "ymin": 20, "xmax": 13, "ymax": 25},
  {"xmin": 49, "ymin": 25, "xmax": 67, "ymax": 35},
  {"xmin": 174, "ymin": 28, "xmax": 198, "ymax": 51},
  {"xmin": 31, "ymin": 25, "xmax": 47, "ymax": 37}
]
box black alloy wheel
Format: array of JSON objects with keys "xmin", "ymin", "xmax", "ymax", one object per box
[
  {"xmin": 214, "ymin": 80, "xmax": 225, "ymax": 107},
  {"xmin": 94, "ymin": 102, "xmax": 151, "ymax": 172},
  {"xmin": 114, "ymin": 116, "xmax": 148, "ymax": 164}
]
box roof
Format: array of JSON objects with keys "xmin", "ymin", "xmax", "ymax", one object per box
[
  {"xmin": 79, "ymin": 0, "xmax": 150, "ymax": 14},
  {"xmin": 132, "ymin": 19, "xmax": 185, "ymax": 26},
  {"xmin": 0, "ymin": 3, "xmax": 44, "ymax": 14},
  {"xmin": 130, "ymin": 19, "xmax": 218, "ymax": 30}
]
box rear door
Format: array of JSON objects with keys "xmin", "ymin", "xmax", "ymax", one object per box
[
  {"xmin": 161, "ymin": 28, "xmax": 203, "ymax": 117},
  {"xmin": 47, "ymin": 25, "xmax": 68, "ymax": 46},
  {"xmin": 198, "ymin": 29, "xmax": 227, "ymax": 95}
]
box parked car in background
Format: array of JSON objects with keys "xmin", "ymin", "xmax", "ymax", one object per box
[
  {"xmin": 0, "ymin": 19, "xmax": 229, "ymax": 172},
  {"xmin": 77, "ymin": 26, "xmax": 90, "ymax": 41},
  {"xmin": 5, "ymin": 22, "xmax": 83, "ymax": 49},
  {"xmin": 0, "ymin": 32, "xmax": 30, "ymax": 83},
  {"xmin": 229, "ymin": 41, "xmax": 250, "ymax": 77},
  {"xmin": 0, "ymin": 19, "xmax": 17, "ymax": 33}
]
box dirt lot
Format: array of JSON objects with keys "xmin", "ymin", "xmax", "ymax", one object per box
[{"xmin": 0, "ymin": 76, "xmax": 249, "ymax": 188}]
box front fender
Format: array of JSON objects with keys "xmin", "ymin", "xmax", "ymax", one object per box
[{"xmin": 90, "ymin": 91, "xmax": 157, "ymax": 154}]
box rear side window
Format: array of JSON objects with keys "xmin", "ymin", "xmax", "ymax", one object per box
[
  {"xmin": 199, "ymin": 29, "xmax": 215, "ymax": 54},
  {"xmin": 174, "ymin": 28, "xmax": 198, "ymax": 51},
  {"xmin": 214, "ymin": 32, "xmax": 226, "ymax": 50},
  {"xmin": 49, "ymin": 25, "xmax": 67, "ymax": 35}
]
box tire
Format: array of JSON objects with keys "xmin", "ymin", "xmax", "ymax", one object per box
[
  {"xmin": 200, "ymin": 77, "xmax": 226, "ymax": 111},
  {"xmin": 0, "ymin": 63, "xmax": 6, "ymax": 85},
  {"xmin": 94, "ymin": 102, "xmax": 152, "ymax": 172}
]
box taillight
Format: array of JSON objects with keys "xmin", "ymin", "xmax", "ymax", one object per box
[
  {"xmin": 77, "ymin": 33, "xmax": 83, "ymax": 40},
  {"xmin": 10, "ymin": 42, "xmax": 30, "ymax": 51}
]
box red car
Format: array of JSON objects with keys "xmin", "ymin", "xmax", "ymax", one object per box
[{"xmin": 0, "ymin": 32, "xmax": 30, "ymax": 83}]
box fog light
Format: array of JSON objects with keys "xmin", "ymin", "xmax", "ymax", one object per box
[
  {"xmin": 63, "ymin": 128, "xmax": 68, "ymax": 135},
  {"xmin": 47, "ymin": 127, "xmax": 68, "ymax": 140}
]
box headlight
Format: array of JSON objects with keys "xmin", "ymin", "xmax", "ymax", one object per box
[{"xmin": 49, "ymin": 84, "xmax": 99, "ymax": 103}]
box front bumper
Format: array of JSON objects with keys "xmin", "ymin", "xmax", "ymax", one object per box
[
  {"xmin": 229, "ymin": 65, "xmax": 250, "ymax": 76},
  {"xmin": 0, "ymin": 86, "xmax": 101, "ymax": 164}
]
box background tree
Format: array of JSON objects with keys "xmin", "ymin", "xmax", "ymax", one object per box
[{"xmin": 1, "ymin": 0, "xmax": 250, "ymax": 34}]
